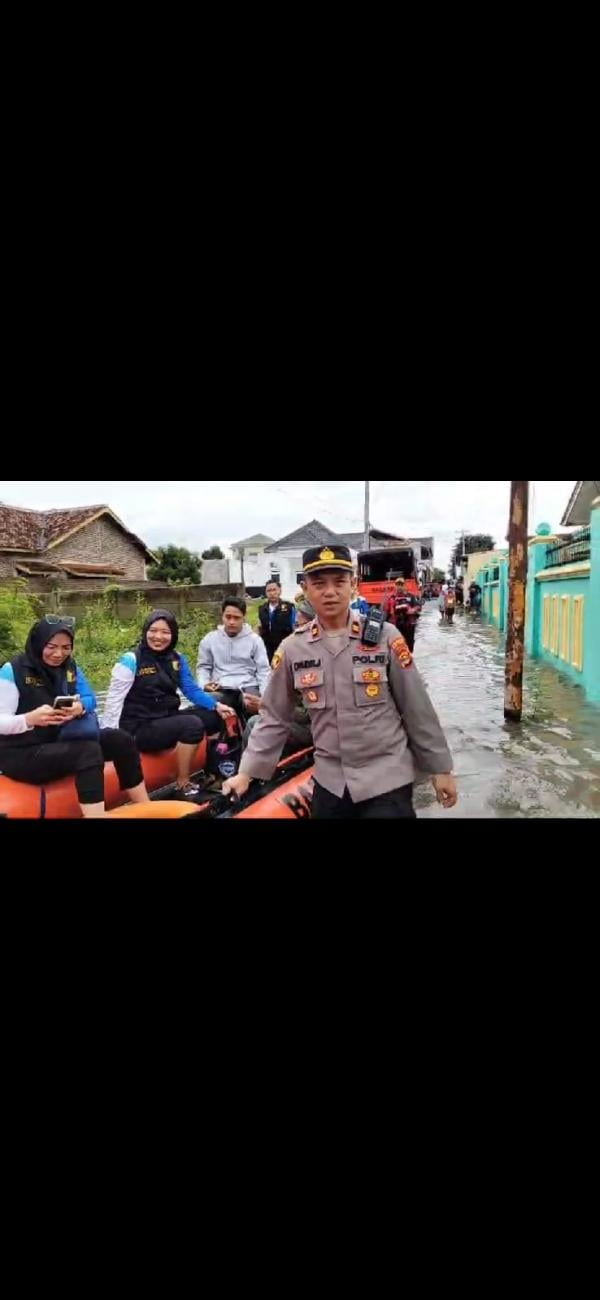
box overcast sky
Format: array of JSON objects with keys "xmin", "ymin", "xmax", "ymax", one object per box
[{"xmin": 0, "ymin": 481, "xmax": 576, "ymax": 570}]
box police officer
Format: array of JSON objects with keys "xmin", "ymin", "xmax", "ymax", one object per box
[
  {"xmin": 258, "ymin": 580, "xmax": 296, "ymax": 665},
  {"xmin": 224, "ymin": 546, "xmax": 458, "ymax": 819}
]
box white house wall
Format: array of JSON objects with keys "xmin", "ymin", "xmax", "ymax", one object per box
[
  {"xmin": 267, "ymin": 546, "xmax": 360, "ymax": 600},
  {"xmin": 230, "ymin": 543, "xmax": 361, "ymax": 599},
  {"xmin": 229, "ymin": 551, "xmax": 273, "ymax": 590}
]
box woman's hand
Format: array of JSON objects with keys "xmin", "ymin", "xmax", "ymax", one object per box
[
  {"xmin": 25, "ymin": 705, "xmax": 65, "ymax": 728},
  {"xmin": 216, "ymin": 703, "xmax": 236, "ymax": 719},
  {"xmin": 58, "ymin": 701, "xmax": 85, "ymax": 722}
]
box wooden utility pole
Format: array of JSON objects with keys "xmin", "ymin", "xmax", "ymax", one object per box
[
  {"xmin": 504, "ymin": 480, "xmax": 530, "ymax": 722},
  {"xmin": 364, "ymin": 480, "xmax": 371, "ymax": 551}
]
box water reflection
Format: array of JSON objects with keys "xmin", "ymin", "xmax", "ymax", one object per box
[{"xmin": 414, "ymin": 607, "xmax": 600, "ymax": 819}]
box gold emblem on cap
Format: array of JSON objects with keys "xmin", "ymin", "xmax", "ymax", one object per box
[{"xmin": 320, "ymin": 548, "xmax": 335, "ymax": 562}]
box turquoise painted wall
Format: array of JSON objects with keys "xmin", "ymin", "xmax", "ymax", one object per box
[
  {"xmin": 584, "ymin": 501, "xmax": 600, "ymax": 702},
  {"xmin": 536, "ymin": 575, "xmax": 589, "ymax": 687},
  {"xmin": 476, "ymin": 557, "xmax": 508, "ymax": 632},
  {"xmin": 474, "ymin": 506, "xmax": 600, "ymax": 705}
]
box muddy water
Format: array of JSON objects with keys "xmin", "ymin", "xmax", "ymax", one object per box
[{"xmin": 414, "ymin": 606, "xmax": 600, "ymax": 819}]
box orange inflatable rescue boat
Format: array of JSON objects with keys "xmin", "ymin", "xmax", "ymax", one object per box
[
  {"xmin": 0, "ymin": 740, "xmax": 316, "ymax": 819},
  {"xmin": 0, "ymin": 739, "xmax": 209, "ymax": 819}
]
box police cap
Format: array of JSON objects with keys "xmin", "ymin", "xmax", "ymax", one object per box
[{"xmin": 302, "ymin": 545, "xmax": 354, "ymax": 575}]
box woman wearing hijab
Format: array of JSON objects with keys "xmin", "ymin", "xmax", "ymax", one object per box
[
  {"xmin": 0, "ymin": 616, "xmax": 150, "ymax": 817},
  {"xmin": 102, "ymin": 609, "xmax": 235, "ymax": 796}
]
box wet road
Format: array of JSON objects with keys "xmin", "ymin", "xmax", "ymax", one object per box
[{"xmin": 414, "ymin": 605, "xmax": 600, "ymax": 819}]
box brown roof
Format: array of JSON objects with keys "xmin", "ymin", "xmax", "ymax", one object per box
[
  {"xmin": 15, "ymin": 563, "xmax": 58, "ymax": 576},
  {"xmin": 62, "ymin": 562, "xmax": 126, "ymax": 576},
  {"xmin": 14, "ymin": 558, "xmax": 126, "ymax": 577},
  {"xmin": 0, "ymin": 503, "xmax": 156, "ymax": 561}
]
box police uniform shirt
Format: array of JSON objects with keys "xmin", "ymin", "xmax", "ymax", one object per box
[{"xmin": 239, "ymin": 614, "xmax": 452, "ymax": 803}]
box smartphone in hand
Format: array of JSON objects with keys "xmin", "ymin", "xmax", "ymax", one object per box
[{"xmin": 53, "ymin": 695, "xmax": 81, "ymax": 710}]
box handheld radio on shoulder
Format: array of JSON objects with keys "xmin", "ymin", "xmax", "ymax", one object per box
[{"xmin": 361, "ymin": 607, "xmax": 386, "ymax": 648}]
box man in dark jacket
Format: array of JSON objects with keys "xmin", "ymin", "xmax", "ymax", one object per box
[{"xmin": 258, "ymin": 581, "xmax": 296, "ymax": 664}]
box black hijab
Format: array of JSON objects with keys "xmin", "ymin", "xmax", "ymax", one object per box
[
  {"xmin": 138, "ymin": 609, "xmax": 179, "ymax": 655},
  {"xmin": 135, "ymin": 610, "xmax": 180, "ymax": 688},
  {"xmin": 23, "ymin": 619, "xmax": 75, "ymax": 696}
]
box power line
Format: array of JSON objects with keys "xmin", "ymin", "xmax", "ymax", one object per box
[{"xmin": 272, "ymin": 483, "xmax": 364, "ymax": 528}]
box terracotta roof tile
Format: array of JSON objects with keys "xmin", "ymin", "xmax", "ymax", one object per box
[
  {"xmin": 0, "ymin": 503, "xmax": 155, "ymax": 562},
  {"xmin": 0, "ymin": 504, "xmax": 103, "ymax": 550}
]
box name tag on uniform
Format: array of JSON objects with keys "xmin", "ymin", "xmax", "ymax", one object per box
[{"xmin": 352, "ymin": 654, "xmax": 386, "ymax": 665}]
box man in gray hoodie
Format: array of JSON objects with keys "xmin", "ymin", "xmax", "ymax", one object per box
[{"xmin": 196, "ymin": 597, "xmax": 271, "ymax": 718}]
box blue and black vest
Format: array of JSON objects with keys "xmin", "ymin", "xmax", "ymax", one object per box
[
  {"xmin": 0, "ymin": 655, "xmax": 78, "ymax": 753},
  {"xmin": 119, "ymin": 649, "xmax": 183, "ymax": 734}
]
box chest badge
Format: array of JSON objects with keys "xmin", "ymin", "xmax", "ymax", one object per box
[
  {"xmin": 301, "ymin": 672, "xmax": 318, "ymax": 687},
  {"xmin": 362, "ymin": 669, "xmax": 381, "ymax": 684},
  {"xmin": 366, "ymin": 685, "xmax": 381, "ymax": 698},
  {"xmin": 307, "ymin": 690, "xmax": 319, "ymax": 703}
]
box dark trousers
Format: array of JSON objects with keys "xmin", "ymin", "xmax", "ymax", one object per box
[
  {"xmin": 312, "ymin": 781, "xmax": 416, "ymax": 820},
  {"xmin": 263, "ymin": 634, "xmax": 288, "ymax": 666},
  {"xmin": 396, "ymin": 620, "xmax": 417, "ymax": 652},
  {"xmin": 0, "ymin": 729, "xmax": 144, "ymax": 806},
  {"xmin": 133, "ymin": 707, "xmax": 222, "ymax": 754},
  {"xmin": 211, "ymin": 690, "xmax": 256, "ymax": 726}
]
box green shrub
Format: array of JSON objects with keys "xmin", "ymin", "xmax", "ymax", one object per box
[
  {"xmin": 0, "ymin": 583, "xmax": 43, "ymax": 662},
  {"xmin": 0, "ymin": 585, "xmax": 222, "ymax": 693}
]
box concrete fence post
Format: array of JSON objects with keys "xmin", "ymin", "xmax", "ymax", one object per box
[{"xmin": 526, "ymin": 523, "xmax": 556, "ymax": 658}]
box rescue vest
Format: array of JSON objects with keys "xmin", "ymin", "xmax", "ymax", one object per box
[
  {"xmin": 120, "ymin": 649, "xmax": 183, "ymax": 733},
  {"xmin": 0, "ymin": 654, "xmax": 78, "ymax": 753}
]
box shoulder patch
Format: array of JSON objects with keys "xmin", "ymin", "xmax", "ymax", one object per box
[
  {"xmin": 272, "ymin": 650, "xmax": 283, "ymax": 671},
  {"xmin": 391, "ymin": 635, "xmax": 413, "ymax": 669}
]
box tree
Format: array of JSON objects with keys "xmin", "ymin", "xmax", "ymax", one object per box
[
  {"xmin": 148, "ymin": 545, "xmax": 202, "ymax": 585},
  {"xmin": 201, "ymin": 545, "xmax": 225, "ymax": 560},
  {"xmin": 432, "ymin": 568, "xmax": 447, "ymax": 585},
  {"xmin": 450, "ymin": 534, "xmax": 496, "ymax": 578}
]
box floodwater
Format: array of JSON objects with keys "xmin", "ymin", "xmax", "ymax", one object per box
[{"xmin": 414, "ymin": 605, "xmax": 600, "ymax": 819}]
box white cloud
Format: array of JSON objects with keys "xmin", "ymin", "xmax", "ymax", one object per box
[{"xmin": 0, "ymin": 480, "xmax": 576, "ymax": 570}]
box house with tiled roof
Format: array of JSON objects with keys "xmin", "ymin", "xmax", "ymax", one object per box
[{"xmin": 0, "ymin": 503, "xmax": 157, "ymax": 584}]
